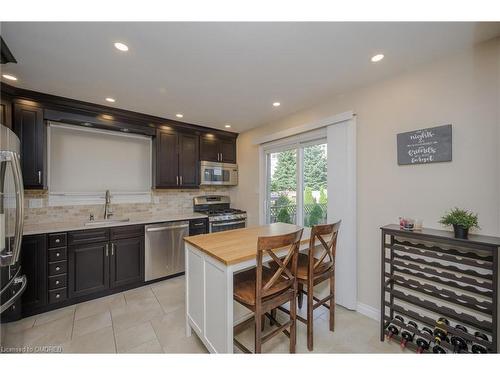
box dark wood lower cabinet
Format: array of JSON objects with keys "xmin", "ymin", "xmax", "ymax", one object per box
[
  {"xmin": 18, "ymin": 221, "xmax": 194, "ymax": 318},
  {"xmin": 21, "ymin": 235, "xmax": 47, "ymax": 314},
  {"xmin": 110, "ymin": 237, "xmax": 144, "ymax": 288},
  {"xmin": 68, "ymin": 242, "xmax": 110, "ymax": 299}
]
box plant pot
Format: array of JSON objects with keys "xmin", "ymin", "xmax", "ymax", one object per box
[{"xmin": 453, "ymin": 224, "xmax": 469, "ymax": 239}]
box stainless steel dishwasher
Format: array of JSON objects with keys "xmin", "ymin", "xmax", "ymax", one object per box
[{"xmin": 144, "ymin": 221, "xmax": 189, "ymax": 281}]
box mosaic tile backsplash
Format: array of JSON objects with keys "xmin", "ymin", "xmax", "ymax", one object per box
[{"xmin": 24, "ymin": 187, "xmax": 233, "ymax": 225}]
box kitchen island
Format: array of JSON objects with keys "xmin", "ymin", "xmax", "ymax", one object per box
[{"xmin": 184, "ymin": 223, "xmax": 311, "ymax": 353}]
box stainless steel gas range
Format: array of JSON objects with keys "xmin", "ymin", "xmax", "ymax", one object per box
[{"xmin": 193, "ymin": 195, "xmax": 247, "ymax": 233}]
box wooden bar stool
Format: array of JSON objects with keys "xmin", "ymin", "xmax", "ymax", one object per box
[
  {"xmin": 233, "ymin": 228, "xmax": 303, "ymax": 353},
  {"xmin": 275, "ymin": 221, "xmax": 341, "ymax": 351}
]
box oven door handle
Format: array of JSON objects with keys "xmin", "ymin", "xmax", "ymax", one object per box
[{"xmin": 211, "ymin": 220, "xmax": 247, "ymax": 227}]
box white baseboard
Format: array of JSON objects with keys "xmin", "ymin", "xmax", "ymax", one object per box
[{"xmin": 356, "ymin": 302, "xmax": 380, "ymax": 322}]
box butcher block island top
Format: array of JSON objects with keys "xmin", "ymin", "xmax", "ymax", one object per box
[{"xmin": 184, "ymin": 222, "xmax": 311, "ymax": 265}]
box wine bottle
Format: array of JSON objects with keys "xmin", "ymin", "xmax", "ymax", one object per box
[
  {"xmin": 432, "ymin": 344, "xmax": 447, "ymax": 354},
  {"xmin": 416, "ymin": 328, "xmax": 432, "ymax": 354},
  {"xmin": 385, "ymin": 316, "xmax": 404, "ymax": 341},
  {"xmin": 450, "ymin": 335, "xmax": 468, "ymax": 353},
  {"xmin": 433, "ymin": 317, "xmax": 449, "ymax": 344},
  {"xmin": 471, "ymin": 332, "xmax": 489, "ymax": 354},
  {"xmin": 455, "ymin": 324, "xmax": 468, "ymax": 333},
  {"xmin": 400, "ymin": 321, "xmax": 418, "ymax": 348},
  {"xmin": 421, "ymin": 327, "xmax": 433, "ymax": 336}
]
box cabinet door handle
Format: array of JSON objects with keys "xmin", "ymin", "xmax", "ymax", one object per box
[
  {"xmin": 38, "ymin": 171, "xmax": 42, "ymax": 184},
  {"xmin": 176, "ymin": 176, "xmax": 179, "ymax": 185},
  {"xmin": 180, "ymin": 176, "xmax": 183, "ymax": 185},
  {"xmin": 111, "ymin": 243, "xmax": 115, "ymax": 256},
  {"xmin": 105, "ymin": 244, "xmax": 109, "ymax": 257},
  {"xmin": 220, "ymin": 152, "xmax": 223, "ymax": 161}
]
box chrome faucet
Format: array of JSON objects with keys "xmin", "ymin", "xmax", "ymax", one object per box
[{"xmin": 104, "ymin": 190, "xmax": 113, "ymax": 219}]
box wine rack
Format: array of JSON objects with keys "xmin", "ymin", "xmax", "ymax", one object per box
[{"xmin": 380, "ymin": 225, "xmax": 499, "ymax": 353}]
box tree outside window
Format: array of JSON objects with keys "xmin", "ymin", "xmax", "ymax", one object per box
[{"xmin": 268, "ymin": 143, "xmax": 327, "ymax": 226}]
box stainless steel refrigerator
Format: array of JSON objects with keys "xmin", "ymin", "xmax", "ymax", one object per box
[{"xmin": 0, "ymin": 124, "xmax": 26, "ymax": 324}]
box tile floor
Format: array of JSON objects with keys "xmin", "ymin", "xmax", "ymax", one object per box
[{"xmin": 1, "ymin": 275, "xmax": 402, "ymax": 353}]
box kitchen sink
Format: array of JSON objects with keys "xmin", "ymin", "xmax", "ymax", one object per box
[{"xmin": 84, "ymin": 218, "xmax": 130, "ymax": 226}]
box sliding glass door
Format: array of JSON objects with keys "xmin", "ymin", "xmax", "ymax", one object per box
[
  {"xmin": 267, "ymin": 148, "xmax": 297, "ymax": 224},
  {"xmin": 302, "ymin": 142, "xmax": 327, "ymax": 226},
  {"xmin": 265, "ymin": 139, "xmax": 327, "ymax": 227}
]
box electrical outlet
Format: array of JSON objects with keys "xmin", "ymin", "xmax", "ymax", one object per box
[{"xmin": 28, "ymin": 198, "xmax": 44, "ymax": 209}]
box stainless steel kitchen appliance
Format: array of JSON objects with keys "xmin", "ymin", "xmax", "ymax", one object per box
[
  {"xmin": 0, "ymin": 124, "xmax": 26, "ymax": 318},
  {"xmin": 193, "ymin": 195, "xmax": 247, "ymax": 233},
  {"xmin": 200, "ymin": 161, "xmax": 238, "ymax": 186},
  {"xmin": 144, "ymin": 221, "xmax": 189, "ymax": 281}
]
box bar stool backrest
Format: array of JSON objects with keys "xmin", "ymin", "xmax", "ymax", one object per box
[
  {"xmin": 256, "ymin": 229, "xmax": 304, "ymax": 299},
  {"xmin": 308, "ymin": 221, "xmax": 341, "ymax": 276}
]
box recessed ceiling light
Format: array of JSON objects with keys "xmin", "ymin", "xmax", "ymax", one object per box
[
  {"xmin": 224, "ymin": 124, "xmax": 231, "ymax": 128},
  {"xmin": 114, "ymin": 42, "xmax": 129, "ymax": 52},
  {"xmin": 105, "ymin": 97, "xmax": 116, "ymax": 103},
  {"xmin": 371, "ymin": 54, "xmax": 384, "ymax": 62},
  {"xmin": 2, "ymin": 74, "xmax": 18, "ymax": 81},
  {"xmin": 272, "ymin": 102, "xmax": 281, "ymax": 107},
  {"xmin": 176, "ymin": 114, "xmax": 184, "ymax": 118}
]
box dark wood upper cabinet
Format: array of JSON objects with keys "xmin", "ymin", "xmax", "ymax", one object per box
[
  {"xmin": 21, "ymin": 235, "xmax": 48, "ymax": 314},
  {"xmin": 13, "ymin": 102, "xmax": 45, "ymax": 189},
  {"xmin": 155, "ymin": 129, "xmax": 179, "ymax": 188},
  {"xmin": 199, "ymin": 135, "xmax": 220, "ymax": 162},
  {"xmin": 200, "ymin": 134, "xmax": 237, "ymax": 163},
  {"xmin": 178, "ymin": 133, "xmax": 199, "ymax": 187},
  {"xmin": 219, "ymin": 138, "xmax": 237, "ymax": 163},
  {"xmin": 155, "ymin": 128, "xmax": 200, "ymax": 188},
  {"xmin": 2, "ymin": 84, "xmax": 237, "ymax": 192},
  {"xmin": 68, "ymin": 241, "xmax": 110, "ymax": 299},
  {"xmin": 0, "ymin": 97, "xmax": 12, "ymax": 129},
  {"xmin": 110, "ymin": 237, "xmax": 144, "ymax": 289}
]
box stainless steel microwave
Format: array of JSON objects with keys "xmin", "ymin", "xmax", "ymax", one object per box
[{"xmin": 200, "ymin": 161, "xmax": 238, "ymax": 186}]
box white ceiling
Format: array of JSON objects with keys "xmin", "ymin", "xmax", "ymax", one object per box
[{"xmin": 1, "ymin": 22, "xmax": 499, "ymax": 132}]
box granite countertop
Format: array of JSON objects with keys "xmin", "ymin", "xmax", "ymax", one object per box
[{"xmin": 23, "ymin": 211, "xmax": 208, "ymax": 236}]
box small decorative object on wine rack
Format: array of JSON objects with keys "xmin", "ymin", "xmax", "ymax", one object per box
[{"xmin": 380, "ymin": 224, "xmax": 499, "ymax": 353}]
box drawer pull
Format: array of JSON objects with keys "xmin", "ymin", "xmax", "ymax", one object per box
[
  {"xmin": 55, "ymin": 294, "xmax": 60, "ymax": 299},
  {"xmin": 55, "ymin": 239, "xmax": 60, "ymax": 243},
  {"xmin": 55, "ymin": 267, "xmax": 60, "ymax": 271},
  {"xmin": 55, "ymin": 280, "xmax": 60, "ymax": 285},
  {"xmin": 56, "ymin": 252, "xmax": 60, "ymax": 257}
]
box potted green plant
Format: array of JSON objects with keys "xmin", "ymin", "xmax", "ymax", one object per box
[{"xmin": 439, "ymin": 208, "xmax": 479, "ymax": 239}]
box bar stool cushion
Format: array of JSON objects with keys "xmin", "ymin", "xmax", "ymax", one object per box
[
  {"xmin": 234, "ymin": 267, "xmax": 291, "ymax": 306},
  {"xmin": 295, "ymin": 253, "xmax": 332, "ymax": 280}
]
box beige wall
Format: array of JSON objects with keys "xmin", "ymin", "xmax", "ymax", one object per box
[{"xmin": 232, "ymin": 37, "xmax": 500, "ymax": 311}]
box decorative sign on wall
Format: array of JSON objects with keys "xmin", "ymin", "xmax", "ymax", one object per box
[{"xmin": 397, "ymin": 124, "xmax": 452, "ymax": 165}]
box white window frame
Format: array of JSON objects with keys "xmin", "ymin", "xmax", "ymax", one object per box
[{"xmin": 261, "ymin": 129, "xmax": 327, "ymax": 226}]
